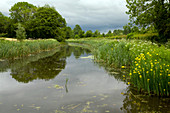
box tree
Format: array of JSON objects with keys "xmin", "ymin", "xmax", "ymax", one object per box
[
  {"xmin": 64, "ymin": 27, "xmax": 73, "ymax": 39},
  {"xmin": 126, "ymin": 0, "xmax": 170, "ymax": 42},
  {"xmin": 28, "ymin": 5, "xmax": 66, "ymax": 39},
  {"xmin": 85, "ymin": 30, "xmax": 93, "ymax": 37},
  {"xmin": 15, "ymin": 23, "xmax": 26, "ymax": 41},
  {"xmin": 73, "ymin": 24, "xmax": 82, "ymax": 36},
  {"xmin": 123, "ymin": 24, "xmax": 131, "ymax": 35},
  {"xmin": 93, "ymin": 30, "xmax": 100, "ymax": 37},
  {"xmin": 0, "ymin": 12, "xmax": 9, "ymax": 33},
  {"xmin": 9, "ymin": 2, "xmax": 37, "ymax": 24}
]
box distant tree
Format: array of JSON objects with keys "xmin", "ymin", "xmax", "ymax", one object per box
[
  {"xmin": 15, "ymin": 23, "xmax": 26, "ymax": 41},
  {"xmin": 28, "ymin": 5, "xmax": 66, "ymax": 39},
  {"xmin": 131, "ymin": 26, "xmax": 139, "ymax": 33},
  {"xmin": 126, "ymin": 0, "xmax": 170, "ymax": 42},
  {"xmin": 9, "ymin": 2, "xmax": 37, "ymax": 24},
  {"xmin": 106, "ymin": 30, "xmax": 112, "ymax": 37},
  {"xmin": 102, "ymin": 33, "xmax": 105, "ymax": 37},
  {"xmin": 93, "ymin": 30, "xmax": 100, "ymax": 37},
  {"xmin": 64, "ymin": 27, "xmax": 73, "ymax": 39},
  {"xmin": 0, "ymin": 12, "xmax": 9, "ymax": 33},
  {"xmin": 123, "ymin": 24, "xmax": 131, "ymax": 35},
  {"xmin": 85, "ymin": 30, "xmax": 93, "ymax": 37},
  {"xmin": 73, "ymin": 24, "xmax": 82, "ymax": 37},
  {"xmin": 113, "ymin": 29, "xmax": 123, "ymax": 36},
  {"xmin": 79, "ymin": 30, "xmax": 85, "ymax": 38}
]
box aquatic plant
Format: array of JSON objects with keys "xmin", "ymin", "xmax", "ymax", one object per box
[
  {"xmin": 67, "ymin": 38, "xmax": 170, "ymax": 96},
  {"xmin": 0, "ymin": 39, "xmax": 59, "ymax": 59}
]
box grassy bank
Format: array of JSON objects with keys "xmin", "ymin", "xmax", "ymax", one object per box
[
  {"xmin": 67, "ymin": 38, "xmax": 170, "ymax": 97},
  {"xmin": 0, "ymin": 39, "xmax": 59, "ymax": 59}
]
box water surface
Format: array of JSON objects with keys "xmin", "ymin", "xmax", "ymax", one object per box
[{"xmin": 0, "ymin": 45, "xmax": 169, "ymax": 113}]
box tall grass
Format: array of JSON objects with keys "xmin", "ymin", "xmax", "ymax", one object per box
[
  {"xmin": 0, "ymin": 39, "xmax": 59, "ymax": 59},
  {"xmin": 67, "ymin": 38, "xmax": 170, "ymax": 96}
]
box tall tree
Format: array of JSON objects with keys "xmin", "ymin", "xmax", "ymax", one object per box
[
  {"xmin": 9, "ymin": 2, "xmax": 37, "ymax": 24},
  {"xmin": 85, "ymin": 30, "xmax": 93, "ymax": 37},
  {"xmin": 73, "ymin": 24, "xmax": 82, "ymax": 37},
  {"xmin": 0, "ymin": 12, "xmax": 9, "ymax": 33},
  {"xmin": 28, "ymin": 5, "xmax": 66, "ymax": 39},
  {"xmin": 126, "ymin": 0, "xmax": 170, "ymax": 42}
]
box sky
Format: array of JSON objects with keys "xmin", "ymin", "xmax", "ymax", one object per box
[{"xmin": 0, "ymin": 0, "xmax": 129, "ymax": 33}]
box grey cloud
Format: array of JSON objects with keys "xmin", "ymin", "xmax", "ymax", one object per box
[{"xmin": 0, "ymin": 0, "xmax": 129, "ymax": 32}]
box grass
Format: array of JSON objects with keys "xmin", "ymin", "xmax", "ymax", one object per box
[
  {"xmin": 0, "ymin": 39, "xmax": 59, "ymax": 59},
  {"xmin": 67, "ymin": 38, "xmax": 170, "ymax": 97}
]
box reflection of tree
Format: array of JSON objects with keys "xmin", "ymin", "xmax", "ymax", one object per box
[
  {"xmin": 9, "ymin": 45, "xmax": 91, "ymax": 83},
  {"xmin": 120, "ymin": 86, "xmax": 170, "ymax": 113}
]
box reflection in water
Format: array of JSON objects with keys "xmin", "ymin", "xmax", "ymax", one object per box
[
  {"xmin": 0, "ymin": 45, "xmax": 169, "ymax": 113},
  {"xmin": 120, "ymin": 86, "xmax": 170, "ymax": 113},
  {"xmin": 0, "ymin": 45, "xmax": 91, "ymax": 83}
]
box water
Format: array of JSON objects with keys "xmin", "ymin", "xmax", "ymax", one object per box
[{"xmin": 0, "ymin": 45, "xmax": 169, "ymax": 113}]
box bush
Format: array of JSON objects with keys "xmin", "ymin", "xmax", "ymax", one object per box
[
  {"xmin": 127, "ymin": 33, "xmax": 134, "ymax": 39},
  {"xmin": 15, "ymin": 23, "xmax": 26, "ymax": 41}
]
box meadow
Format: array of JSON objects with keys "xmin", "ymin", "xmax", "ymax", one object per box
[
  {"xmin": 0, "ymin": 38, "xmax": 59, "ymax": 59},
  {"xmin": 67, "ymin": 38, "xmax": 170, "ymax": 97}
]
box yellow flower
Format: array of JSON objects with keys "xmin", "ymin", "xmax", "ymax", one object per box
[
  {"xmin": 167, "ymin": 65, "xmax": 169, "ymax": 67},
  {"xmin": 123, "ymin": 75, "xmax": 125, "ymax": 77},
  {"xmin": 167, "ymin": 69, "xmax": 169, "ymax": 71},
  {"xmin": 168, "ymin": 82, "xmax": 170, "ymax": 85},
  {"xmin": 136, "ymin": 64, "xmax": 138, "ymax": 66},
  {"xmin": 121, "ymin": 66, "xmax": 125, "ymax": 68},
  {"xmin": 129, "ymin": 73, "xmax": 132, "ymax": 76},
  {"xmin": 146, "ymin": 71, "xmax": 149, "ymax": 74},
  {"xmin": 156, "ymin": 54, "xmax": 158, "ymax": 56},
  {"xmin": 160, "ymin": 73, "xmax": 162, "ymax": 76},
  {"xmin": 138, "ymin": 66, "xmax": 141, "ymax": 68},
  {"xmin": 139, "ymin": 75, "xmax": 142, "ymax": 78},
  {"xmin": 168, "ymin": 74, "xmax": 170, "ymax": 77},
  {"xmin": 164, "ymin": 89, "xmax": 165, "ymax": 92},
  {"xmin": 128, "ymin": 82, "xmax": 130, "ymax": 85},
  {"xmin": 150, "ymin": 69, "xmax": 153, "ymax": 71},
  {"xmin": 147, "ymin": 79, "xmax": 150, "ymax": 82}
]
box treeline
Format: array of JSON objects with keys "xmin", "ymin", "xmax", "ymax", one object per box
[{"xmin": 0, "ymin": 2, "xmax": 71, "ymax": 41}]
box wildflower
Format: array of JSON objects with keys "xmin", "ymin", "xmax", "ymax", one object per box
[
  {"xmin": 167, "ymin": 65, "xmax": 169, "ymax": 67},
  {"xmin": 123, "ymin": 75, "xmax": 125, "ymax": 77},
  {"xmin": 150, "ymin": 69, "xmax": 153, "ymax": 71},
  {"xmin": 121, "ymin": 66, "xmax": 125, "ymax": 68},
  {"xmin": 160, "ymin": 73, "xmax": 162, "ymax": 76},
  {"xmin": 168, "ymin": 74, "xmax": 170, "ymax": 77},
  {"xmin": 156, "ymin": 54, "xmax": 158, "ymax": 56},
  {"xmin": 164, "ymin": 89, "xmax": 165, "ymax": 92},
  {"xmin": 129, "ymin": 73, "xmax": 132, "ymax": 76},
  {"xmin": 136, "ymin": 64, "xmax": 138, "ymax": 66},
  {"xmin": 168, "ymin": 82, "xmax": 170, "ymax": 85},
  {"xmin": 146, "ymin": 71, "xmax": 149, "ymax": 74},
  {"xmin": 147, "ymin": 79, "xmax": 150, "ymax": 82},
  {"xmin": 128, "ymin": 82, "xmax": 130, "ymax": 85},
  {"xmin": 167, "ymin": 69, "xmax": 169, "ymax": 71},
  {"xmin": 138, "ymin": 66, "xmax": 141, "ymax": 68},
  {"xmin": 139, "ymin": 75, "xmax": 142, "ymax": 78}
]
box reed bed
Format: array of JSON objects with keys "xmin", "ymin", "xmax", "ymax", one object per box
[
  {"xmin": 67, "ymin": 38, "xmax": 170, "ymax": 96},
  {"xmin": 0, "ymin": 39, "xmax": 59, "ymax": 59}
]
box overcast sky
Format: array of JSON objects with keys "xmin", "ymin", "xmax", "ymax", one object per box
[{"xmin": 0, "ymin": 0, "xmax": 129, "ymax": 33}]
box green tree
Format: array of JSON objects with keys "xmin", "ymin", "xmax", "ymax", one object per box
[
  {"xmin": 106, "ymin": 30, "xmax": 113, "ymax": 37},
  {"xmin": 123, "ymin": 24, "xmax": 131, "ymax": 35},
  {"xmin": 85, "ymin": 30, "xmax": 93, "ymax": 37},
  {"xmin": 28, "ymin": 5, "xmax": 66, "ymax": 39},
  {"xmin": 93, "ymin": 30, "xmax": 100, "ymax": 37},
  {"xmin": 9, "ymin": 2, "xmax": 37, "ymax": 24},
  {"xmin": 126, "ymin": 0, "xmax": 170, "ymax": 42},
  {"xmin": 0, "ymin": 12, "xmax": 9, "ymax": 33},
  {"xmin": 15, "ymin": 23, "xmax": 26, "ymax": 41},
  {"xmin": 73, "ymin": 24, "xmax": 82, "ymax": 37},
  {"xmin": 64, "ymin": 27, "xmax": 73, "ymax": 39}
]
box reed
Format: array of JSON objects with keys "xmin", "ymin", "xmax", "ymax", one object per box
[
  {"xmin": 0, "ymin": 39, "xmax": 59, "ymax": 59},
  {"xmin": 67, "ymin": 38, "xmax": 170, "ymax": 96}
]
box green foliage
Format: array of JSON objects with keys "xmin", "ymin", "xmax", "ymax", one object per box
[
  {"xmin": 73, "ymin": 24, "xmax": 83, "ymax": 38},
  {"xmin": 0, "ymin": 39, "xmax": 59, "ymax": 59},
  {"xmin": 67, "ymin": 39, "xmax": 170, "ymax": 96},
  {"xmin": 74, "ymin": 34, "xmax": 80, "ymax": 39},
  {"xmin": 28, "ymin": 5, "xmax": 66, "ymax": 39},
  {"xmin": 85, "ymin": 30, "xmax": 93, "ymax": 37},
  {"xmin": 123, "ymin": 24, "xmax": 131, "ymax": 35},
  {"xmin": 15, "ymin": 23, "xmax": 26, "ymax": 41},
  {"xmin": 93, "ymin": 30, "xmax": 100, "ymax": 37},
  {"xmin": 127, "ymin": 33, "xmax": 134, "ymax": 39},
  {"xmin": 126, "ymin": 0, "xmax": 170, "ymax": 42},
  {"xmin": 0, "ymin": 12, "xmax": 9, "ymax": 33},
  {"xmin": 9, "ymin": 2, "xmax": 37, "ymax": 24}
]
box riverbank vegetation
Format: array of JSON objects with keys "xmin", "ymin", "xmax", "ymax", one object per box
[
  {"xmin": 67, "ymin": 38, "xmax": 170, "ymax": 97},
  {"xmin": 0, "ymin": 39, "xmax": 59, "ymax": 59}
]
